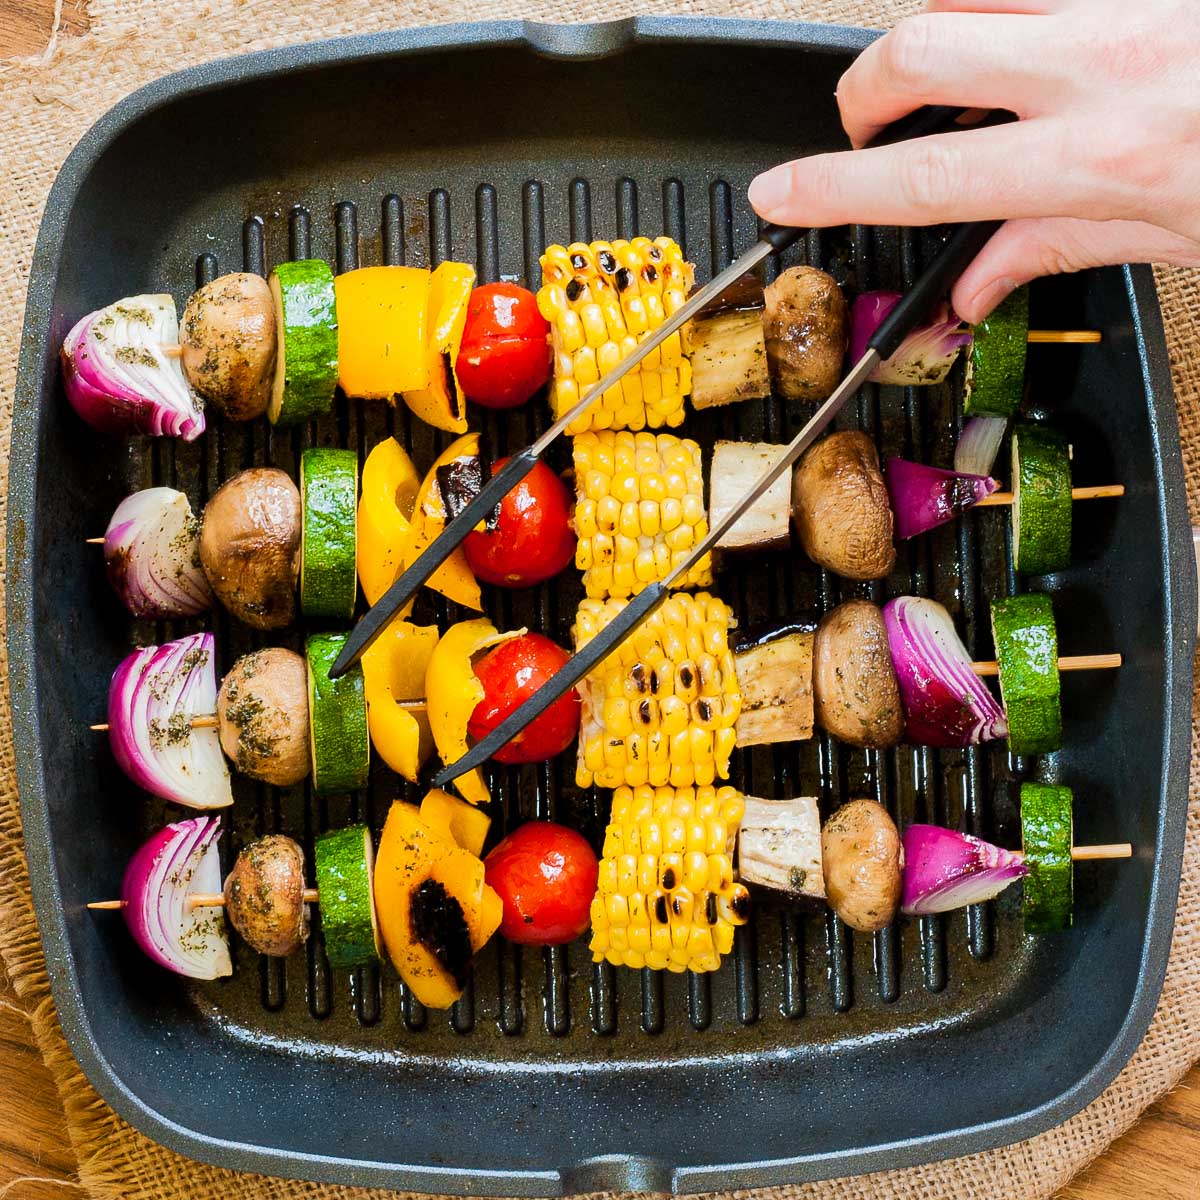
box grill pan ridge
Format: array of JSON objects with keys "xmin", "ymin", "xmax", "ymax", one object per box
[{"xmin": 7, "ymin": 18, "xmax": 1193, "ymax": 1195}]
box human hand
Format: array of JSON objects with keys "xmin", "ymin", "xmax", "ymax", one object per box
[{"xmin": 747, "ymin": 0, "xmax": 1200, "ymax": 322}]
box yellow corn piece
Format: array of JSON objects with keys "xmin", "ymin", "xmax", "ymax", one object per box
[
  {"xmin": 589, "ymin": 784, "xmax": 747, "ymax": 975},
  {"xmin": 538, "ymin": 237, "xmax": 695, "ymax": 432},
  {"xmin": 571, "ymin": 431, "xmax": 712, "ymax": 600},
  {"xmin": 572, "ymin": 592, "xmax": 739, "ymax": 789}
]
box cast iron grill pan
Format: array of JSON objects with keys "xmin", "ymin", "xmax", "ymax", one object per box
[{"xmin": 9, "ymin": 20, "xmax": 1192, "ymax": 1195}]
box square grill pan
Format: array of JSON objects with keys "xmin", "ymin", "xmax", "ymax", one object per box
[{"xmin": 8, "ymin": 17, "xmax": 1194, "ymax": 1195}]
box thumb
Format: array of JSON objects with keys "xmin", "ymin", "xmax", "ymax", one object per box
[{"xmin": 952, "ymin": 217, "xmax": 1200, "ymax": 322}]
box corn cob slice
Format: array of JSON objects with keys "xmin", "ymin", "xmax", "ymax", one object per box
[
  {"xmin": 573, "ymin": 592, "xmax": 741, "ymax": 789},
  {"xmin": 538, "ymin": 237, "xmax": 695, "ymax": 434},
  {"xmin": 572, "ymin": 430, "xmax": 712, "ymax": 599},
  {"xmin": 589, "ymin": 784, "xmax": 750, "ymax": 973}
]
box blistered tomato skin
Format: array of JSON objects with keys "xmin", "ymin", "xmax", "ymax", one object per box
[
  {"xmin": 484, "ymin": 821, "xmax": 599, "ymax": 945},
  {"xmin": 463, "ymin": 457, "xmax": 576, "ymax": 587},
  {"xmin": 467, "ymin": 633, "xmax": 580, "ymax": 764},
  {"xmin": 455, "ymin": 283, "xmax": 551, "ymax": 410}
]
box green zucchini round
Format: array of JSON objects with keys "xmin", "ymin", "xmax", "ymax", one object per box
[
  {"xmin": 1020, "ymin": 783, "xmax": 1073, "ymax": 934},
  {"xmin": 989, "ymin": 593, "xmax": 1063, "ymax": 756},
  {"xmin": 268, "ymin": 260, "xmax": 339, "ymax": 426},
  {"xmin": 1012, "ymin": 423, "xmax": 1072, "ymax": 575},
  {"xmin": 963, "ymin": 286, "xmax": 1029, "ymax": 418},
  {"xmin": 300, "ymin": 447, "xmax": 358, "ymax": 619},
  {"xmin": 306, "ymin": 632, "xmax": 369, "ymax": 795},
  {"xmin": 314, "ymin": 824, "xmax": 381, "ymax": 968}
]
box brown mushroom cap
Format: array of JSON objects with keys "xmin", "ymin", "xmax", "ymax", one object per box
[
  {"xmin": 792, "ymin": 430, "xmax": 895, "ymax": 581},
  {"xmin": 217, "ymin": 648, "xmax": 310, "ymax": 786},
  {"xmin": 181, "ymin": 273, "xmax": 277, "ymax": 422},
  {"xmin": 813, "ymin": 599, "xmax": 904, "ymax": 749},
  {"xmin": 200, "ymin": 467, "xmax": 300, "ymax": 630},
  {"xmin": 762, "ymin": 266, "xmax": 848, "ymax": 402},
  {"xmin": 820, "ymin": 799, "xmax": 903, "ymax": 932},
  {"xmin": 223, "ymin": 835, "xmax": 310, "ymax": 957}
]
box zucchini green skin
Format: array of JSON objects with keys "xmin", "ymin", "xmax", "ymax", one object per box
[
  {"xmin": 990, "ymin": 593, "xmax": 1063, "ymax": 755},
  {"xmin": 1021, "ymin": 783, "xmax": 1073, "ymax": 933},
  {"xmin": 300, "ymin": 447, "xmax": 358, "ymax": 619},
  {"xmin": 268, "ymin": 260, "xmax": 339, "ymax": 426},
  {"xmin": 314, "ymin": 824, "xmax": 380, "ymax": 968},
  {"xmin": 963, "ymin": 286, "xmax": 1029, "ymax": 418},
  {"xmin": 1012, "ymin": 424, "xmax": 1072, "ymax": 574},
  {"xmin": 306, "ymin": 632, "xmax": 369, "ymax": 795}
]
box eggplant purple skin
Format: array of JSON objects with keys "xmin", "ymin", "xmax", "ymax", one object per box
[
  {"xmin": 900, "ymin": 824, "xmax": 1027, "ymax": 916},
  {"xmin": 885, "ymin": 458, "xmax": 999, "ymax": 540}
]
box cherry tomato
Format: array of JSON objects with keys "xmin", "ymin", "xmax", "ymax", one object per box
[
  {"xmin": 463, "ymin": 457, "xmax": 576, "ymax": 588},
  {"xmin": 468, "ymin": 633, "xmax": 580, "ymax": 764},
  {"xmin": 484, "ymin": 821, "xmax": 599, "ymax": 945},
  {"xmin": 455, "ymin": 283, "xmax": 551, "ymax": 409}
]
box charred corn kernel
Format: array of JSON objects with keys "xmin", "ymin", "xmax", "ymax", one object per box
[
  {"xmin": 540, "ymin": 238, "xmax": 694, "ymax": 432},
  {"xmin": 571, "ymin": 431, "xmax": 710, "ymax": 599},
  {"xmin": 658, "ymin": 852, "xmax": 683, "ymax": 891}
]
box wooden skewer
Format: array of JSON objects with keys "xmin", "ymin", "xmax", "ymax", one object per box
[
  {"xmin": 88, "ymin": 887, "xmax": 320, "ymax": 912},
  {"xmin": 89, "ymin": 698, "xmax": 427, "ymax": 733},
  {"xmin": 971, "ymin": 653, "xmax": 1122, "ymax": 677},
  {"xmin": 164, "ymin": 344, "xmax": 183, "ymax": 360},
  {"xmin": 85, "ymin": 537, "xmax": 104, "ymax": 545},
  {"xmin": 975, "ymin": 484, "xmax": 1125, "ymax": 508},
  {"xmin": 1026, "ymin": 330, "xmax": 1103, "ymax": 344},
  {"xmin": 1010, "ymin": 842, "xmax": 1132, "ymax": 863}
]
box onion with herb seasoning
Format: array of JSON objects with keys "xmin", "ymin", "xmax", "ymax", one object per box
[
  {"xmin": 849, "ymin": 291, "xmax": 972, "ymax": 387},
  {"xmin": 61, "ymin": 294, "xmax": 204, "ymax": 441},
  {"xmin": 102, "ymin": 487, "xmax": 214, "ymax": 618},
  {"xmin": 120, "ymin": 815, "xmax": 232, "ymax": 979},
  {"xmin": 107, "ymin": 632, "xmax": 233, "ymax": 809}
]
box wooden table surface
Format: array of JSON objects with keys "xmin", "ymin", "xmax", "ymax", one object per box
[{"xmin": 2, "ymin": 4, "xmax": 1198, "ymax": 1199}]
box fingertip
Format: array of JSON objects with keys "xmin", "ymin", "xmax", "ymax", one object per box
[
  {"xmin": 953, "ymin": 276, "xmax": 1018, "ymax": 325},
  {"xmin": 747, "ymin": 166, "xmax": 793, "ymax": 221}
]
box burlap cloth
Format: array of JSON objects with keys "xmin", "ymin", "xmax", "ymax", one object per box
[{"xmin": 1, "ymin": 2, "xmax": 1198, "ymax": 1197}]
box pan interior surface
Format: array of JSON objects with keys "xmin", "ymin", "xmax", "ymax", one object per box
[{"xmin": 10, "ymin": 20, "xmax": 1191, "ymax": 1195}]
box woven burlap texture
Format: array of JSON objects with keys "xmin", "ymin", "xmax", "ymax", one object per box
[{"xmin": 1, "ymin": 2, "xmax": 1198, "ymax": 1197}]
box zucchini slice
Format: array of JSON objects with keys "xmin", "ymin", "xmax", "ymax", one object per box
[
  {"xmin": 1012, "ymin": 423, "xmax": 1072, "ymax": 574},
  {"xmin": 1020, "ymin": 783, "xmax": 1073, "ymax": 933},
  {"xmin": 306, "ymin": 632, "xmax": 370, "ymax": 795},
  {"xmin": 300, "ymin": 447, "xmax": 358, "ymax": 619},
  {"xmin": 963, "ymin": 285, "xmax": 1028, "ymax": 418},
  {"xmin": 989, "ymin": 593, "xmax": 1063, "ymax": 755},
  {"xmin": 314, "ymin": 824, "xmax": 381, "ymax": 968},
  {"xmin": 267, "ymin": 260, "xmax": 339, "ymax": 426}
]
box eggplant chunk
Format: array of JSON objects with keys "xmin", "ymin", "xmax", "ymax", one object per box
[
  {"xmin": 792, "ymin": 430, "xmax": 895, "ymax": 580},
  {"xmin": 683, "ymin": 274, "xmax": 770, "ymax": 409},
  {"xmin": 223, "ymin": 835, "xmax": 310, "ymax": 957},
  {"xmin": 813, "ymin": 599, "xmax": 904, "ymax": 749},
  {"xmin": 821, "ymin": 799, "xmax": 903, "ymax": 932},
  {"xmin": 711, "ymin": 441, "xmax": 792, "ymax": 553},
  {"xmin": 732, "ymin": 622, "xmax": 815, "ymax": 746},
  {"xmin": 738, "ymin": 795, "xmax": 825, "ymax": 900},
  {"xmin": 763, "ymin": 266, "xmax": 848, "ymax": 402}
]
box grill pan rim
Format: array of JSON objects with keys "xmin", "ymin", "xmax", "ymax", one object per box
[{"xmin": 8, "ymin": 16, "xmax": 1192, "ymax": 1195}]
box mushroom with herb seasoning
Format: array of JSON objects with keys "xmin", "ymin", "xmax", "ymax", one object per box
[
  {"xmin": 821, "ymin": 799, "xmax": 904, "ymax": 933},
  {"xmin": 763, "ymin": 266, "xmax": 849, "ymax": 402},
  {"xmin": 217, "ymin": 648, "xmax": 310, "ymax": 786},
  {"xmin": 223, "ymin": 835, "xmax": 310, "ymax": 957}
]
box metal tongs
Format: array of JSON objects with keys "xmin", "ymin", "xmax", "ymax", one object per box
[{"xmin": 330, "ymin": 105, "xmax": 1005, "ymax": 786}]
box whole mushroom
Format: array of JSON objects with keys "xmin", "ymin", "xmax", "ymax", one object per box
[
  {"xmin": 217, "ymin": 648, "xmax": 310, "ymax": 786},
  {"xmin": 821, "ymin": 799, "xmax": 904, "ymax": 933},
  {"xmin": 223, "ymin": 835, "xmax": 310, "ymax": 957},
  {"xmin": 763, "ymin": 266, "xmax": 849, "ymax": 402}
]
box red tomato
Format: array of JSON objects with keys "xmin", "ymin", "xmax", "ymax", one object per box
[
  {"xmin": 455, "ymin": 283, "xmax": 551, "ymax": 409},
  {"xmin": 485, "ymin": 821, "xmax": 599, "ymax": 945},
  {"xmin": 468, "ymin": 633, "xmax": 580, "ymax": 764},
  {"xmin": 463, "ymin": 457, "xmax": 576, "ymax": 588}
]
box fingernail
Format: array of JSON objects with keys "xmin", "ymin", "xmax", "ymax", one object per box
[
  {"xmin": 748, "ymin": 167, "xmax": 791, "ymax": 218},
  {"xmin": 965, "ymin": 277, "xmax": 1018, "ymax": 322}
]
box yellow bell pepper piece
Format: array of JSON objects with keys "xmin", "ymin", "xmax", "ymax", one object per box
[
  {"xmin": 361, "ymin": 620, "xmax": 438, "ymax": 782},
  {"xmin": 419, "ymin": 788, "xmax": 491, "ymax": 857},
  {"xmin": 404, "ymin": 261, "xmax": 476, "ymax": 433},
  {"xmin": 374, "ymin": 801, "xmax": 502, "ymax": 1010},
  {"xmin": 406, "ymin": 433, "xmax": 483, "ymax": 611},
  {"xmin": 357, "ymin": 437, "xmax": 422, "ymax": 609},
  {"xmin": 335, "ymin": 266, "xmax": 431, "ymax": 398},
  {"xmin": 425, "ymin": 618, "xmax": 524, "ymax": 806}
]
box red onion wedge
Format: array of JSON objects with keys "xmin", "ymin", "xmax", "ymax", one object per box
[
  {"xmin": 104, "ymin": 488, "xmax": 214, "ymax": 619},
  {"xmin": 107, "ymin": 632, "xmax": 232, "ymax": 809},
  {"xmin": 954, "ymin": 416, "xmax": 1009, "ymax": 478},
  {"xmin": 901, "ymin": 824, "xmax": 1027, "ymax": 916},
  {"xmin": 882, "ymin": 596, "xmax": 1008, "ymax": 748},
  {"xmin": 120, "ymin": 815, "xmax": 232, "ymax": 979},
  {"xmin": 885, "ymin": 458, "xmax": 998, "ymax": 540},
  {"xmin": 61, "ymin": 294, "xmax": 204, "ymax": 441},
  {"xmin": 850, "ymin": 291, "xmax": 973, "ymax": 386}
]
